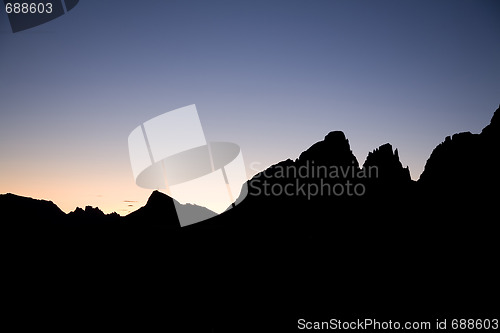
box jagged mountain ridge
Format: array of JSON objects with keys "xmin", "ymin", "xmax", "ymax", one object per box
[
  {"xmin": 1, "ymin": 104, "xmax": 498, "ymax": 228},
  {"xmin": 0, "ymin": 130, "xmax": 412, "ymax": 227}
]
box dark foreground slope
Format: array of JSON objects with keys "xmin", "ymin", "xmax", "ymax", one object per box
[{"xmin": 2, "ymin": 105, "xmax": 499, "ymax": 332}]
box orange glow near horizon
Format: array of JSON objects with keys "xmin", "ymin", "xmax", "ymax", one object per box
[{"xmin": 0, "ymin": 147, "xmax": 425, "ymax": 216}]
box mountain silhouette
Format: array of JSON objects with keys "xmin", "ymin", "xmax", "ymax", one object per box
[
  {"xmin": 298, "ymin": 130, "xmax": 360, "ymax": 167},
  {"xmin": 419, "ymin": 106, "xmax": 499, "ymax": 196},
  {"xmin": 2, "ymin": 104, "xmax": 499, "ymax": 332},
  {"xmin": 124, "ymin": 190, "xmax": 216, "ymax": 229},
  {"xmin": 1, "ymin": 192, "xmax": 65, "ymax": 222},
  {"xmin": 364, "ymin": 143, "xmax": 411, "ymax": 183}
]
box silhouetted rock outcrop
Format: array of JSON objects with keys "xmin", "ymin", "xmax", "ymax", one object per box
[
  {"xmin": 70, "ymin": 206, "xmax": 106, "ymax": 218},
  {"xmin": 298, "ymin": 130, "xmax": 359, "ymax": 168},
  {"xmin": 123, "ymin": 190, "xmax": 181, "ymax": 229},
  {"xmin": 67, "ymin": 206, "xmax": 121, "ymax": 228},
  {"xmin": 418, "ymin": 105, "xmax": 499, "ymax": 211},
  {"xmin": 124, "ymin": 190, "xmax": 216, "ymax": 229},
  {"xmin": 480, "ymin": 104, "xmax": 500, "ymax": 140},
  {"xmin": 364, "ymin": 143, "xmax": 411, "ymax": 183},
  {"xmin": 360, "ymin": 143, "xmax": 414, "ymax": 211},
  {"xmin": 0, "ymin": 193, "xmax": 65, "ymax": 227}
]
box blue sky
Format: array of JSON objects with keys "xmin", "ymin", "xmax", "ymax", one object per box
[{"xmin": 1, "ymin": 0, "xmax": 499, "ymax": 214}]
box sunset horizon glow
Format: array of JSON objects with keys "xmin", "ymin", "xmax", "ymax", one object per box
[{"xmin": 1, "ymin": 0, "xmax": 499, "ymax": 215}]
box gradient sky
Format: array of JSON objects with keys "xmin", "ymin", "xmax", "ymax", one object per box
[{"xmin": 1, "ymin": 0, "xmax": 499, "ymax": 215}]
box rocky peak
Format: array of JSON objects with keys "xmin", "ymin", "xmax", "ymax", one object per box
[
  {"xmin": 146, "ymin": 190, "xmax": 174, "ymax": 207},
  {"xmin": 68, "ymin": 206, "xmax": 112, "ymax": 221},
  {"xmin": 480, "ymin": 105, "xmax": 500, "ymax": 140},
  {"xmin": 419, "ymin": 105, "xmax": 499, "ymax": 188},
  {"xmin": 298, "ymin": 130, "xmax": 359, "ymax": 167},
  {"xmin": 363, "ymin": 143, "xmax": 411, "ymax": 182},
  {"xmin": 324, "ymin": 131, "xmax": 350, "ymax": 149}
]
